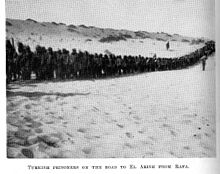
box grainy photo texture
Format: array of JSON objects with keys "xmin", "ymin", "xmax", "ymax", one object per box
[{"xmin": 6, "ymin": 0, "xmax": 216, "ymax": 158}]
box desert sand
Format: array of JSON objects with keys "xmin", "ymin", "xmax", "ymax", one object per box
[{"xmin": 7, "ymin": 54, "xmax": 215, "ymax": 158}]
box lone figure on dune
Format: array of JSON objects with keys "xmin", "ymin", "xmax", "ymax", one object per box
[{"xmin": 166, "ymin": 41, "xmax": 170, "ymax": 50}]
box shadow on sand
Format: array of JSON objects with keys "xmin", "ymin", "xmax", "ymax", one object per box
[{"xmin": 6, "ymin": 91, "xmax": 90, "ymax": 98}]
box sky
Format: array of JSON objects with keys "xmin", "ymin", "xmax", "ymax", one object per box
[{"xmin": 6, "ymin": 0, "xmax": 215, "ymax": 39}]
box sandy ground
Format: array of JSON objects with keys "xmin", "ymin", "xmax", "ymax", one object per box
[
  {"xmin": 9, "ymin": 35, "xmax": 203, "ymax": 58},
  {"xmin": 7, "ymin": 55, "xmax": 215, "ymax": 158},
  {"xmin": 8, "ymin": 34, "xmax": 204, "ymax": 58}
]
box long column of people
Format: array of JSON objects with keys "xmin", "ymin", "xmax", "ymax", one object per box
[{"xmin": 6, "ymin": 39, "xmax": 215, "ymax": 83}]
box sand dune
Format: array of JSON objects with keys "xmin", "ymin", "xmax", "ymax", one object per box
[{"xmin": 6, "ymin": 18, "xmax": 206, "ymax": 57}]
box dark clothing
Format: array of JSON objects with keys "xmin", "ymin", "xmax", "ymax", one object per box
[
  {"xmin": 5, "ymin": 38, "xmax": 215, "ymax": 83},
  {"xmin": 202, "ymin": 59, "xmax": 206, "ymax": 71},
  {"xmin": 166, "ymin": 42, "xmax": 170, "ymax": 50}
]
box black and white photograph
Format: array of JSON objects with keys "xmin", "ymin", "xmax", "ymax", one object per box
[{"xmin": 5, "ymin": 0, "xmax": 217, "ymax": 160}]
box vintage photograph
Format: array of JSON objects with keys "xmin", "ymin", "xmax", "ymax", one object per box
[{"xmin": 6, "ymin": 0, "xmax": 216, "ymax": 158}]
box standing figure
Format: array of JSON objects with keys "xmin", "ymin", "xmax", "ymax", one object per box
[
  {"xmin": 116, "ymin": 55, "xmax": 122, "ymax": 75},
  {"xmin": 17, "ymin": 42, "xmax": 26, "ymax": 80},
  {"xmin": 6, "ymin": 39, "xmax": 16, "ymax": 82},
  {"xmin": 166, "ymin": 41, "xmax": 170, "ymax": 50},
  {"xmin": 46, "ymin": 47, "xmax": 54, "ymax": 80},
  {"xmin": 33, "ymin": 46, "xmax": 41, "ymax": 80},
  {"xmin": 69, "ymin": 49, "xmax": 77, "ymax": 78},
  {"xmin": 24, "ymin": 45, "xmax": 33, "ymax": 80},
  {"xmin": 40, "ymin": 47, "xmax": 47, "ymax": 80},
  {"xmin": 61, "ymin": 49, "xmax": 70, "ymax": 79},
  {"xmin": 202, "ymin": 56, "xmax": 207, "ymax": 71},
  {"xmin": 56, "ymin": 50, "xmax": 62, "ymax": 79}
]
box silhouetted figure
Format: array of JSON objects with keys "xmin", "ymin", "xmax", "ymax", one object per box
[
  {"xmin": 202, "ymin": 56, "xmax": 207, "ymax": 71},
  {"xmin": 166, "ymin": 41, "xmax": 170, "ymax": 50}
]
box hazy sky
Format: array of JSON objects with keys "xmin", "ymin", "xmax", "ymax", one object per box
[{"xmin": 6, "ymin": 0, "xmax": 215, "ymax": 39}]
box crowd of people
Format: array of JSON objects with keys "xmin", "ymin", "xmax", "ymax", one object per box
[{"xmin": 6, "ymin": 38, "xmax": 215, "ymax": 83}]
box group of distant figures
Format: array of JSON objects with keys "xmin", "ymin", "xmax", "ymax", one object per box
[{"xmin": 6, "ymin": 39, "xmax": 215, "ymax": 83}]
